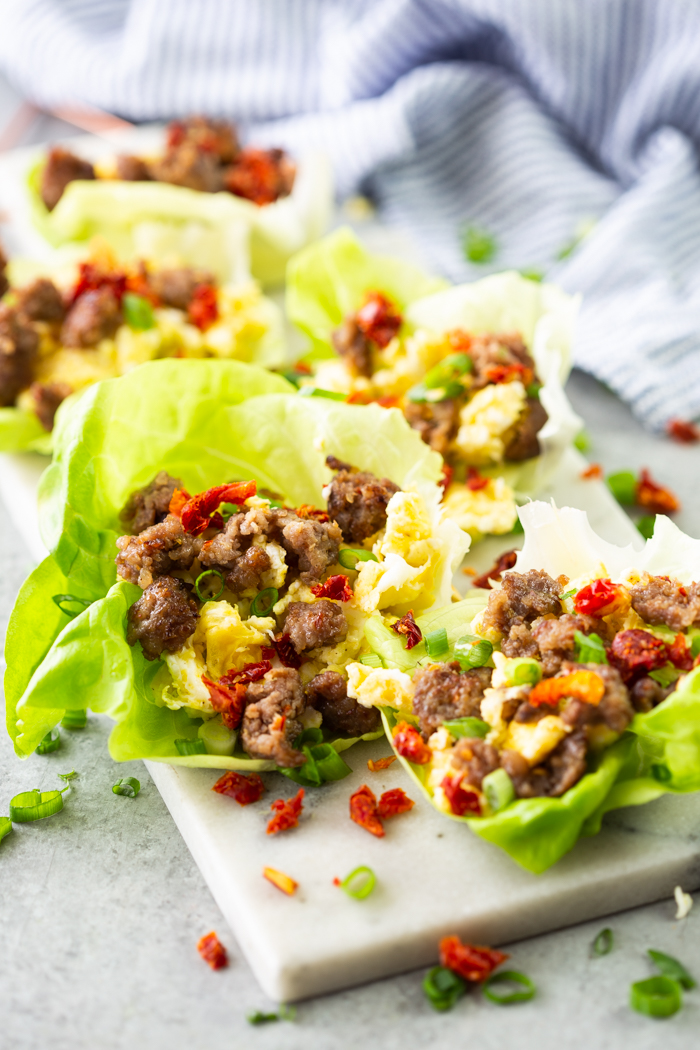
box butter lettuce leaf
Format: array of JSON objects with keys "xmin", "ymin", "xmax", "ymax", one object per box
[{"xmin": 0, "ymin": 407, "xmax": 47, "ymax": 453}]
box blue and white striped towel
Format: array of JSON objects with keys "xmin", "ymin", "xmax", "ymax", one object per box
[{"xmin": 2, "ymin": 0, "xmax": 700, "ymax": 429}]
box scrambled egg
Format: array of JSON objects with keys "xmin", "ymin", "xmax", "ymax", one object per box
[
  {"xmin": 442, "ymin": 477, "xmax": 517, "ymax": 540},
  {"xmin": 346, "ymin": 663, "xmax": 414, "ymax": 715},
  {"xmin": 453, "ymin": 381, "xmax": 526, "ymax": 464},
  {"xmin": 504, "ymin": 715, "xmax": 570, "ymax": 766}
]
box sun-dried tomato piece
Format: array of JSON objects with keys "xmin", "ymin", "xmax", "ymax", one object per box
[
  {"xmin": 439, "ymin": 463, "xmax": 454, "ymax": 496},
  {"xmin": 529, "ymin": 669, "xmax": 606, "ymax": 708},
  {"xmin": 377, "ymin": 787, "xmax": 415, "ymax": 819},
  {"xmin": 466, "ymin": 466, "xmax": 490, "ymax": 492},
  {"xmin": 367, "ymin": 755, "xmax": 397, "ymax": 772},
  {"xmin": 446, "ymin": 329, "xmax": 473, "ymax": 353},
  {"xmin": 608, "ymin": 629, "xmax": 669, "ymax": 681},
  {"xmin": 441, "ymin": 774, "xmax": 482, "ymax": 816},
  {"xmin": 263, "ymin": 866, "xmax": 298, "ymax": 895},
  {"xmin": 166, "ymin": 120, "xmax": 186, "ymax": 149},
  {"xmin": 573, "ymin": 578, "xmax": 626, "ymax": 617},
  {"xmin": 349, "ymin": 784, "xmax": 385, "ymax": 838},
  {"xmin": 181, "ymin": 481, "xmax": 256, "ymax": 535},
  {"xmin": 636, "ymin": 469, "xmax": 680, "ymax": 515},
  {"xmin": 225, "ymin": 148, "xmax": 288, "ymax": 205},
  {"xmin": 346, "ymin": 391, "xmax": 372, "ymax": 405},
  {"xmin": 391, "ymin": 610, "xmax": 422, "ymax": 649},
  {"xmin": 261, "ymin": 645, "xmax": 277, "ymax": 662},
  {"xmin": 667, "ymin": 419, "xmax": 700, "ymax": 444},
  {"xmin": 187, "ymin": 282, "xmax": 219, "ymax": 331},
  {"xmin": 267, "ymin": 787, "xmax": 305, "ymax": 835},
  {"xmin": 271, "ymin": 633, "xmax": 302, "ymax": 669},
  {"xmin": 376, "ymin": 394, "xmax": 400, "ymax": 408},
  {"xmin": 485, "ymin": 362, "xmax": 533, "ymax": 386},
  {"xmin": 392, "ymin": 721, "xmax": 432, "ymax": 765},
  {"xmin": 311, "ymin": 574, "xmax": 354, "ymax": 602},
  {"xmin": 293, "ymin": 360, "xmax": 312, "ymax": 375},
  {"xmin": 168, "ymin": 487, "xmax": 191, "ymax": 517},
  {"xmin": 472, "ymin": 549, "xmax": 518, "ymax": 590},
  {"xmin": 213, "ymin": 770, "xmax": 265, "ymax": 806},
  {"xmin": 68, "ymin": 261, "xmax": 127, "ymax": 306},
  {"xmin": 220, "ymin": 660, "xmax": 272, "ymax": 687},
  {"xmin": 355, "ymin": 291, "xmax": 402, "ymax": 348},
  {"xmin": 202, "ymin": 675, "xmax": 247, "ymax": 729},
  {"xmin": 197, "ymin": 931, "xmax": 228, "ymax": 970},
  {"xmin": 580, "ymin": 463, "xmax": 603, "ymax": 480},
  {"xmin": 296, "ymin": 503, "xmax": 330, "ymax": 522},
  {"xmin": 667, "ymin": 633, "xmax": 694, "ymax": 671},
  {"xmin": 439, "ymin": 935, "xmax": 508, "ymax": 983}
]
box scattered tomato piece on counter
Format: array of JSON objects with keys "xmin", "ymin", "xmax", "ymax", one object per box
[
  {"xmin": 439, "ymin": 935, "xmax": 509, "ymax": 983},
  {"xmin": 263, "ymin": 867, "xmax": 298, "ymax": 895},
  {"xmin": 197, "ymin": 931, "xmax": 228, "ymax": 970},
  {"xmin": 472, "ymin": 550, "xmax": 518, "ymax": 590},
  {"xmin": 667, "ymin": 418, "xmax": 700, "ymax": 443},
  {"xmin": 636, "ymin": 469, "xmax": 680, "ymax": 515},
  {"xmin": 349, "ymin": 784, "xmax": 385, "ymax": 838},
  {"xmin": 390, "ymin": 610, "xmax": 422, "ymax": 649},
  {"xmin": 441, "ymin": 775, "xmax": 482, "ymax": 816},
  {"xmin": 392, "ymin": 722, "xmax": 432, "ymax": 765},
  {"xmin": 367, "ymin": 756, "xmax": 397, "ymax": 772},
  {"xmin": 332, "ymin": 876, "xmax": 341, "ymax": 887},
  {"xmin": 311, "ymin": 575, "xmax": 354, "ymax": 601},
  {"xmin": 377, "ymin": 788, "xmax": 415, "ymax": 819},
  {"xmin": 267, "ymin": 788, "xmax": 305, "ymax": 835},
  {"xmin": 212, "ymin": 770, "xmax": 266, "ymax": 806},
  {"xmin": 580, "ymin": 463, "xmax": 603, "ymax": 480}
]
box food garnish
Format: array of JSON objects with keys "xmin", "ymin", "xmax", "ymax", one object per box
[
  {"xmin": 472, "ymin": 550, "xmax": 518, "ymax": 590},
  {"xmin": 376, "ymin": 788, "xmax": 415, "ymax": 819},
  {"xmin": 592, "ymin": 928, "xmax": 613, "ymax": 956},
  {"xmin": 439, "ymin": 935, "xmax": 509, "ymax": 983},
  {"xmin": 263, "ymin": 867, "xmax": 298, "ymax": 895},
  {"xmin": 349, "ymin": 784, "xmax": 385, "ymax": 838},
  {"xmin": 335, "ymin": 866, "xmax": 377, "ymax": 900},
  {"xmin": 367, "ymin": 756, "xmax": 396, "ymax": 772},
  {"xmin": 667, "ymin": 419, "xmax": 700, "ymax": 443},
  {"xmin": 392, "ymin": 722, "xmax": 431, "ymax": 765},
  {"xmin": 197, "ymin": 931, "xmax": 228, "ymax": 970},
  {"xmin": 267, "ymin": 789, "xmax": 305, "ymax": 835},
  {"xmin": 112, "ymin": 777, "xmax": 141, "ymax": 798},
  {"xmin": 482, "ymin": 970, "xmax": 536, "ymax": 1004},
  {"xmin": 212, "ymin": 771, "xmax": 265, "ymax": 806},
  {"xmin": 390, "ymin": 610, "xmax": 422, "ymax": 649}
]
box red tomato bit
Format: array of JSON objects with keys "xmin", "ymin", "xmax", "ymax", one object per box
[
  {"xmin": 261, "ymin": 645, "xmax": 277, "ymax": 662},
  {"xmin": 168, "ymin": 487, "xmax": 191, "ymax": 517},
  {"xmin": 667, "ymin": 419, "xmax": 700, "ymax": 444},
  {"xmin": 580, "ymin": 463, "xmax": 603, "ymax": 480},
  {"xmin": 212, "ymin": 771, "xmax": 265, "ymax": 806},
  {"xmin": 439, "ymin": 463, "xmax": 454, "ymax": 496},
  {"xmin": 377, "ymin": 787, "xmax": 415, "ymax": 819},
  {"xmin": 219, "ymin": 660, "xmax": 272, "ymax": 686},
  {"xmin": 439, "ymin": 935, "xmax": 508, "ymax": 983},
  {"xmin": 608, "ymin": 629, "xmax": 669, "ymax": 681},
  {"xmin": 668, "ymin": 633, "xmax": 694, "ymax": 671},
  {"xmin": 181, "ymin": 481, "xmax": 256, "ymax": 535},
  {"xmin": 68, "ymin": 261, "xmax": 127, "ymax": 306},
  {"xmin": 224, "ymin": 148, "xmax": 288, "ymax": 206},
  {"xmin": 375, "ymin": 394, "xmax": 400, "ymax": 408},
  {"xmin": 187, "ymin": 283, "xmax": 219, "ymax": 331},
  {"xmin": 267, "ymin": 788, "xmax": 305, "ymax": 835},
  {"xmin": 484, "ymin": 362, "xmax": 533, "ymax": 386},
  {"xmin": 355, "ymin": 291, "xmax": 402, "ymax": 348},
  {"xmin": 472, "ymin": 549, "xmax": 518, "ymax": 590},
  {"xmin": 441, "ymin": 774, "xmax": 482, "ymax": 816},
  {"xmin": 311, "ymin": 575, "xmax": 354, "ymax": 602},
  {"xmin": 573, "ymin": 578, "xmax": 624, "ymax": 617},
  {"xmin": 349, "ymin": 784, "xmax": 385, "ymax": 838},
  {"xmin": 390, "ymin": 610, "xmax": 422, "ymax": 649},
  {"xmin": 466, "ymin": 466, "xmax": 490, "ymax": 492},
  {"xmin": 296, "ymin": 504, "xmax": 330, "ymax": 522},
  {"xmin": 367, "ymin": 755, "xmax": 397, "ymax": 772},
  {"xmin": 392, "ymin": 721, "xmax": 432, "ymax": 765},
  {"xmin": 197, "ymin": 931, "xmax": 228, "ymax": 970},
  {"xmin": 271, "ymin": 632, "xmax": 302, "ymax": 669},
  {"xmin": 202, "ymin": 676, "xmax": 247, "ymax": 729},
  {"xmin": 636, "ymin": 469, "xmax": 680, "ymax": 515}
]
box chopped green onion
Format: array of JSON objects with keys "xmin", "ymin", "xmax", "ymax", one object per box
[
  {"xmin": 592, "ymin": 928, "xmax": 614, "ymax": 956},
  {"xmin": 482, "ymin": 970, "xmax": 536, "ymax": 1005},
  {"xmin": 282, "ymin": 742, "xmax": 352, "ymax": 787},
  {"xmin": 442, "ymin": 716, "xmax": 491, "ymax": 739},
  {"xmin": 359, "ymin": 653, "xmax": 383, "ymax": 668},
  {"xmin": 112, "ymin": 777, "xmax": 141, "ymax": 798},
  {"xmin": 298, "ymin": 387, "xmax": 348, "ymax": 401},
  {"xmin": 425, "ymin": 628, "xmax": 449, "ymax": 659},
  {"xmin": 36, "ymin": 729, "xmax": 61, "ymax": 754},
  {"xmin": 573, "ymin": 429, "xmax": 590, "ymax": 452},
  {"xmin": 250, "ymin": 586, "xmax": 279, "ymax": 616},
  {"xmin": 463, "ymin": 225, "xmax": 497, "ymax": 264},
  {"xmin": 502, "ymin": 657, "xmax": 542, "ymax": 686},
  {"xmin": 637, "ymin": 515, "xmax": 656, "ymax": 540},
  {"xmin": 607, "ymin": 470, "xmax": 638, "ymax": 506},
  {"xmin": 122, "ymin": 292, "xmax": 155, "ymax": 330},
  {"xmin": 338, "ymin": 548, "xmax": 379, "ymax": 570},
  {"xmin": 651, "ymin": 763, "xmax": 672, "ymax": 783},
  {"xmin": 407, "ymin": 379, "xmax": 464, "ymax": 403},
  {"xmin": 198, "ymin": 719, "xmax": 237, "ymax": 757},
  {"xmin": 57, "ymin": 770, "xmax": 78, "ymax": 782},
  {"xmin": 483, "ymin": 768, "xmax": 515, "ymax": 813},
  {"xmin": 175, "ymin": 738, "xmax": 207, "ymax": 756},
  {"xmin": 560, "ymin": 587, "xmax": 576, "ymax": 600},
  {"xmin": 423, "ymin": 965, "xmax": 467, "ymax": 1012},
  {"xmin": 649, "ymin": 665, "xmax": 681, "ymax": 687},
  {"xmin": 519, "ymin": 269, "xmax": 544, "ymax": 283},
  {"xmin": 424, "ymin": 354, "xmax": 473, "ymax": 389},
  {"xmin": 526, "ymin": 382, "xmax": 542, "ymax": 400},
  {"xmin": 9, "ymin": 788, "xmax": 65, "ymax": 822},
  {"xmin": 247, "ymin": 1004, "xmax": 296, "ymax": 1025},
  {"xmin": 52, "ymin": 593, "xmax": 94, "ymax": 618},
  {"xmin": 339, "ymin": 866, "xmax": 376, "ymax": 900},
  {"xmin": 630, "ymin": 976, "xmax": 682, "ymax": 1018},
  {"xmin": 648, "ymin": 950, "xmax": 696, "ymax": 990},
  {"xmin": 691, "ymin": 635, "xmax": 700, "ymax": 659},
  {"xmin": 61, "ymin": 710, "xmax": 87, "ymax": 730},
  {"xmin": 194, "ymin": 569, "xmax": 225, "ymax": 602},
  {"xmin": 295, "ymin": 727, "xmax": 324, "ymax": 748},
  {"xmin": 574, "ymin": 631, "xmax": 608, "ymax": 664},
  {"xmin": 454, "ymin": 636, "xmax": 493, "ymax": 669},
  {"xmin": 0, "ymin": 817, "xmax": 12, "ymax": 844}
]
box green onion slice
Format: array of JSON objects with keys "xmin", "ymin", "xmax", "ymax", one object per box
[
  {"xmin": 454, "ymin": 636, "xmax": 493, "ymax": 669},
  {"xmin": 424, "ymin": 628, "xmax": 449, "ymax": 659},
  {"xmin": 423, "ymin": 966, "xmax": 467, "ymax": 1012},
  {"xmin": 648, "ymin": 950, "xmax": 696, "ymax": 990},
  {"xmin": 36, "ymin": 729, "xmax": 61, "ymax": 754},
  {"xmin": 61, "ymin": 710, "xmax": 87, "ymax": 730},
  {"xmin": 250, "ymin": 586, "xmax": 279, "ymax": 616},
  {"xmin": 122, "ymin": 291, "xmax": 155, "ymax": 330},
  {"xmin": 247, "ymin": 1005, "xmax": 296, "ymax": 1025},
  {"xmin": 593, "ymin": 928, "xmax": 613, "ymax": 956},
  {"xmin": 52, "ymin": 593, "xmax": 94, "ymax": 618},
  {"xmin": 651, "ymin": 763, "xmax": 672, "ymax": 783},
  {"xmin": 175, "ymin": 738, "xmax": 207, "ymax": 756},
  {"xmin": 574, "ymin": 630, "xmax": 608, "ymax": 664},
  {"xmin": 359, "ymin": 653, "xmax": 383, "ymax": 668},
  {"xmin": 57, "ymin": 770, "xmax": 79, "ymax": 782},
  {"xmin": 607, "ymin": 470, "xmax": 638, "ymax": 506},
  {"xmin": 637, "ymin": 515, "xmax": 656, "ymax": 540},
  {"xmin": 340, "ymin": 865, "xmax": 376, "ymax": 900},
  {"xmin": 9, "ymin": 788, "xmax": 65, "ymax": 822},
  {"xmin": 482, "ymin": 970, "xmax": 536, "ymax": 1005},
  {"xmin": 0, "ymin": 817, "xmax": 12, "ymax": 844},
  {"xmin": 560, "ymin": 587, "xmax": 576, "ymax": 600},
  {"xmin": 630, "ymin": 976, "xmax": 682, "ymax": 1018},
  {"xmin": 338, "ymin": 547, "xmax": 379, "ymax": 570},
  {"xmin": 282, "ymin": 742, "xmax": 352, "ymax": 787},
  {"xmin": 463, "ymin": 225, "xmax": 497, "ymax": 264},
  {"xmin": 195, "ymin": 569, "xmax": 225, "ymax": 602},
  {"xmin": 690, "ymin": 635, "xmax": 700, "ymax": 659},
  {"xmin": 482, "ymin": 768, "xmax": 515, "ymax": 813},
  {"xmin": 112, "ymin": 777, "xmax": 141, "ymax": 798},
  {"xmin": 648, "ymin": 665, "xmax": 680, "ymax": 688},
  {"xmin": 298, "ymin": 387, "xmax": 348, "ymax": 401},
  {"xmin": 443, "ymin": 716, "xmax": 490, "ymax": 739},
  {"xmin": 574, "ymin": 429, "xmax": 590, "ymax": 452},
  {"xmin": 526, "ymin": 382, "xmax": 542, "ymax": 400},
  {"xmin": 502, "ymin": 657, "xmax": 542, "ymax": 686}
]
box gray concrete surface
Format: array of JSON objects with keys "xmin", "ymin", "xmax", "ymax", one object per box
[{"xmin": 1, "ymin": 88, "xmax": 700, "ymax": 1050}]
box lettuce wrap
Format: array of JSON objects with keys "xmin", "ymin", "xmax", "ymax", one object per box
[
  {"xmin": 7, "ymin": 357, "xmax": 468, "ymax": 779},
  {"xmin": 353, "ymin": 502, "xmax": 700, "ymax": 872}
]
